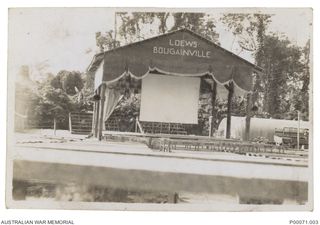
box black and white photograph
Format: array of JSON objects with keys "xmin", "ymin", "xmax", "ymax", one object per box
[{"xmin": 6, "ymin": 7, "xmax": 313, "ymax": 211}]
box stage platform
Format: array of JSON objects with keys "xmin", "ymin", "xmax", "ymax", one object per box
[{"xmin": 102, "ymin": 131, "xmax": 308, "ymax": 161}]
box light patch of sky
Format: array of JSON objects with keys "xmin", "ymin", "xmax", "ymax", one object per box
[
  {"xmin": 8, "ymin": 8, "xmax": 312, "ymax": 81},
  {"xmin": 267, "ymin": 8, "xmax": 312, "ymax": 45},
  {"xmin": 8, "ymin": 8, "xmax": 115, "ymax": 80}
]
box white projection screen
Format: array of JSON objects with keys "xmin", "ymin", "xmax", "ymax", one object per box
[{"xmin": 139, "ymin": 74, "xmax": 200, "ymax": 124}]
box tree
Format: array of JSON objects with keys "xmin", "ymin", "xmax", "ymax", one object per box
[
  {"xmin": 256, "ymin": 34, "xmax": 305, "ymax": 119},
  {"xmin": 99, "ymin": 12, "xmax": 221, "ymax": 46},
  {"xmin": 299, "ymin": 40, "xmax": 311, "ymax": 120},
  {"xmin": 96, "ymin": 30, "xmax": 120, "ymax": 52},
  {"xmin": 51, "ymin": 70, "xmax": 84, "ymax": 96},
  {"xmin": 155, "ymin": 12, "xmax": 170, "ymax": 34},
  {"xmin": 220, "ymin": 13, "xmax": 310, "ymax": 121},
  {"xmin": 117, "ymin": 12, "xmax": 157, "ymax": 43},
  {"xmin": 281, "ymin": 39, "xmax": 310, "ymax": 121},
  {"xmin": 221, "ymin": 13, "xmax": 272, "ymax": 117},
  {"xmin": 34, "ymin": 84, "xmax": 74, "ymax": 129},
  {"xmin": 220, "ymin": 13, "xmax": 272, "ymax": 53},
  {"xmin": 169, "ymin": 12, "xmax": 219, "ymax": 44},
  {"xmin": 26, "ymin": 70, "xmax": 91, "ymax": 129}
]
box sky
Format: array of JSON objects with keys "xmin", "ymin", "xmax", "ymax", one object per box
[{"xmin": 8, "ymin": 8, "xmax": 312, "ymax": 80}]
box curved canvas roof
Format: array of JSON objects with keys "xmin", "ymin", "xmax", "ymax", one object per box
[{"xmin": 88, "ymin": 29, "xmax": 263, "ymax": 92}]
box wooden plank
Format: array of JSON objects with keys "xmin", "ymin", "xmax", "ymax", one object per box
[
  {"xmin": 98, "ymin": 84, "xmax": 107, "ymax": 141},
  {"xmin": 226, "ymin": 81, "xmax": 234, "ymax": 139}
]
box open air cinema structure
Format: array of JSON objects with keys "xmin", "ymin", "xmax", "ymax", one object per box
[{"xmin": 87, "ymin": 29, "xmax": 263, "ymax": 141}]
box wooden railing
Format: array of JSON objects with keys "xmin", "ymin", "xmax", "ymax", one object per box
[
  {"xmin": 140, "ymin": 121, "xmax": 188, "ymax": 135},
  {"xmin": 154, "ymin": 137, "xmax": 284, "ymax": 154},
  {"xmin": 69, "ymin": 112, "xmax": 93, "ymax": 135}
]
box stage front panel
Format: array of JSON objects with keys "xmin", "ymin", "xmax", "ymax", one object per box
[{"xmin": 140, "ymin": 74, "xmax": 200, "ymax": 124}]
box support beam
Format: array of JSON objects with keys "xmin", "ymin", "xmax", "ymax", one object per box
[
  {"xmin": 210, "ymin": 80, "xmax": 217, "ymax": 137},
  {"xmin": 69, "ymin": 113, "xmax": 72, "ymax": 133},
  {"xmin": 92, "ymin": 88, "xmax": 101, "ymax": 138},
  {"xmin": 92, "ymin": 91, "xmax": 97, "ymax": 138},
  {"xmin": 244, "ymin": 93, "xmax": 252, "ymax": 141},
  {"xmin": 225, "ymin": 81, "xmax": 234, "ymax": 139},
  {"xmin": 98, "ymin": 84, "xmax": 107, "ymax": 141},
  {"xmin": 94, "ymin": 99, "xmax": 100, "ymax": 138},
  {"xmin": 53, "ymin": 117, "xmax": 56, "ymax": 136},
  {"xmin": 297, "ymin": 111, "xmax": 300, "ymax": 150},
  {"xmin": 92, "ymin": 101, "xmax": 97, "ymax": 137}
]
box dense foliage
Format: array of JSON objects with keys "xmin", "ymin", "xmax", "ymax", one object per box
[{"xmin": 17, "ymin": 70, "xmax": 92, "ymax": 129}]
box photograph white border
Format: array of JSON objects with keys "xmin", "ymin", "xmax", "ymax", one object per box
[{"xmin": 1, "ymin": 0, "xmax": 319, "ymax": 224}]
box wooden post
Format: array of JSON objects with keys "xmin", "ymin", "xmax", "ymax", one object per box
[
  {"xmin": 93, "ymin": 88, "xmax": 101, "ymax": 138},
  {"xmin": 210, "ymin": 80, "xmax": 217, "ymax": 137},
  {"xmin": 297, "ymin": 111, "xmax": 300, "ymax": 150},
  {"xmin": 244, "ymin": 93, "xmax": 252, "ymax": 141},
  {"xmin": 135, "ymin": 116, "xmax": 138, "ymax": 133},
  {"xmin": 69, "ymin": 113, "xmax": 72, "ymax": 133},
  {"xmin": 53, "ymin": 117, "xmax": 56, "ymax": 136},
  {"xmin": 225, "ymin": 81, "xmax": 234, "ymax": 139},
  {"xmin": 94, "ymin": 98, "xmax": 100, "ymax": 138},
  {"xmin": 136, "ymin": 119, "xmax": 144, "ymax": 134},
  {"xmin": 91, "ymin": 102, "xmax": 96, "ymax": 135},
  {"xmin": 98, "ymin": 84, "xmax": 107, "ymax": 141},
  {"xmin": 208, "ymin": 116, "xmax": 213, "ymax": 137}
]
